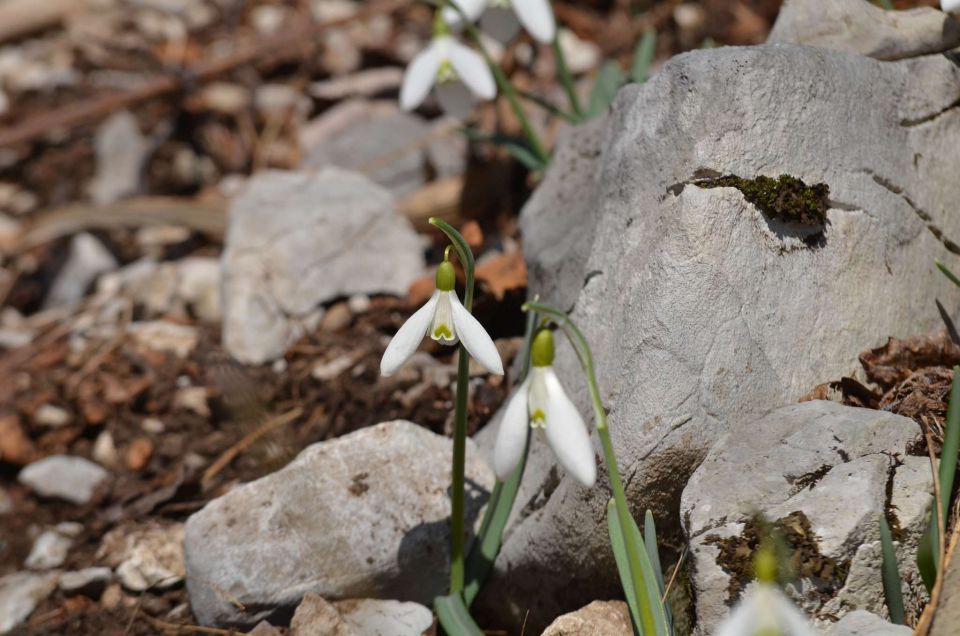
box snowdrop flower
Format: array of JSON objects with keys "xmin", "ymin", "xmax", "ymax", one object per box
[
  {"xmin": 446, "ymin": 0, "xmax": 556, "ymax": 44},
  {"xmin": 380, "ymin": 260, "xmax": 503, "ymax": 377},
  {"xmin": 494, "ymin": 329, "xmax": 596, "ymax": 486},
  {"xmin": 715, "ymin": 545, "xmax": 817, "ymax": 636},
  {"xmin": 943, "ymin": 0, "xmax": 960, "ymax": 13},
  {"xmin": 400, "ymin": 14, "xmax": 496, "ymax": 118}
]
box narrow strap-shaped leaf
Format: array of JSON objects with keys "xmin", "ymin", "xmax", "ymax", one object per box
[
  {"xmin": 631, "ymin": 29, "xmax": 656, "ymax": 84},
  {"xmin": 435, "ymin": 594, "xmax": 485, "ymax": 636},
  {"xmin": 607, "ymin": 500, "xmax": 671, "ymax": 636},
  {"xmin": 644, "ymin": 510, "xmax": 665, "ymax": 596},
  {"xmin": 937, "ymin": 260, "xmax": 960, "ymax": 288},
  {"xmin": 585, "ymin": 61, "xmax": 626, "ymax": 118},
  {"xmin": 879, "ymin": 515, "xmax": 906, "ymax": 625}
]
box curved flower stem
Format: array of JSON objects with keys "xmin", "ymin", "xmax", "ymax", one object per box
[
  {"xmin": 552, "ymin": 36, "xmax": 582, "ymax": 119},
  {"xmin": 522, "ymin": 300, "xmax": 660, "ymax": 636},
  {"xmin": 455, "ymin": 18, "xmax": 551, "ymax": 166},
  {"xmin": 430, "ymin": 217, "xmax": 475, "ymax": 595}
]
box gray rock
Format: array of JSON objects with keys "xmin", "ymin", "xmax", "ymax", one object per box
[
  {"xmin": 826, "ymin": 610, "xmax": 912, "ymax": 635},
  {"xmin": 89, "ymin": 110, "xmax": 151, "ymax": 205},
  {"xmin": 43, "ymin": 233, "xmax": 118, "ymax": 309},
  {"xmin": 540, "ymin": 600, "xmax": 632, "ymax": 636},
  {"xmin": 769, "ymin": 0, "xmax": 960, "ymax": 61},
  {"xmin": 475, "ymin": 42, "xmax": 960, "ymax": 630},
  {"xmin": 25, "ymin": 528, "xmax": 74, "ymax": 570},
  {"xmin": 681, "ymin": 402, "xmax": 921, "ymax": 632},
  {"xmin": 18, "ymin": 455, "xmax": 109, "ymax": 505},
  {"xmin": 58, "ymin": 567, "xmax": 112, "ymax": 598},
  {"xmin": 0, "ymin": 571, "xmax": 58, "ymax": 634},
  {"xmin": 185, "ymin": 420, "xmax": 494, "ymax": 626},
  {"xmin": 220, "ymin": 169, "xmax": 424, "ymax": 363},
  {"xmin": 97, "ymin": 523, "xmax": 185, "ymax": 592},
  {"xmin": 335, "ymin": 599, "xmax": 434, "ymax": 636},
  {"xmin": 290, "ymin": 593, "xmax": 350, "ymax": 636}
]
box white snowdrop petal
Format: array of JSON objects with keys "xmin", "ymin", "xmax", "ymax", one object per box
[
  {"xmin": 493, "ymin": 377, "xmax": 531, "ymax": 480},
  {"xmin": 713, "ymin": 596, "xmax": 757, "ymax": 636},
  {"xmin": 773, "ymin": 592, "xmax": 819, "ymax": 636},
  {"xmin": 512, "ymin": 0, "xmax": 556, "ymax": 43},
  {"xmin": 480, "ymin": 7, "xmax": 522, "ymax": 44},
  {"xmin": 715, "ymin": 586, "xmax": 817, "ymax": 636},
  {"xmin": 541, "ymin": 368, "xmax": 595, "ymax": 487},
  {"xmin": 450, "ymin": 294, "xmax": 504, "ymax": 375},
  {"xmin": 448, "ymin": 40, "xmax": 496, "ymax": 100},
  {"xmin": 435, "ymin": 81, "xmax": 476, "ymax": 119},
  {"xmin": 943, "ymin": 0, "xmax": 960, "ymax": 13},
  {"xmin": 400, "ymin": 44, "xmax": 442, "ymax": 111},
  {"xmin": 380, "ymin": 292, "xmax": 440, "ymax": 376},
  {"xmin": 445, "ymin": 0, "xmax": 487, "ymax": 23}
]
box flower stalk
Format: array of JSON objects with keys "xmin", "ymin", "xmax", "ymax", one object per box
[
  {"xmin": 455, "ymin": 14, "xmax": 551, "ymax": 165},
  {"xmin": 522, "ymin": 300, "xmax": 666, "ymax": 635},
  {"xmin": 431, "ymin": 217, "xmax": 475, "ymax": 595},
  {"xmin": 552, "ymin": 36, "xmax": 582, "ymax": 119}
]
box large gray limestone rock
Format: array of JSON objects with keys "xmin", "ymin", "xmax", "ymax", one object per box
[
  {"xmin": 221, "ymin": 168, "xmax": 424, "ymax": 364},
  {"xmin": 474, "ymin": 42, "xmax": 960, "ymax": 630},
  {"xmin": 681, "ymin": 402, "xmax": 929, "ymax": 633},
  {"xmin": 769, "ymin": 0, "xmax": 960, "ymax": 61},
  {"xmin": 185, "ymin": 421, "xmax": 493, "ymax": 626}
]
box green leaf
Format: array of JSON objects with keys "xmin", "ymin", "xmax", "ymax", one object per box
[
  {"xmin": 917, "ymin": 520, "xmax": 937, "ymax": 592},
  {"xmin": 644, "ymin": 510, "xmax": 665, "ymax": 596},
  {"xmin": 631, "ymin": 29, "xmax": 657, "ymax": 84},
  {"xmin": 462, "ymin": 435, "xmax": 529, "ymax": 606},
  {"xmin": 434, "ymin": 594, "xmax": 485, "ymax": 636},
  {"xmin": 503, "ymin": 142, "xmax": 547, "ymax": 172},
  {"xmin": 607, "ymin": 500, "xmax": 671, "ymax": 636},
  {"xmin": 586, "ymin": 61, "xmax": 627, "ymax": 119},
  {"xmin": 879, "ymin": 515, "xmax": 906, "ymax": 624},
  {"xmin": 877, "ymin": 0, "xmax": 894, "ymax": 9},
  {"xmin": 938, "ymin": 260, "xmax": 960, "ymax": 288}
]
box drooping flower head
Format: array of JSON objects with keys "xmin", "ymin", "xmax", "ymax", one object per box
[
  {"xmin": 380, "ymin": 258, "xmax": 503, "ymax": 377},
  {"xmin": 714, "ymin": 542, "xmax": 817, "ymax": 636},
  {"xmin": 446, "ymin": 0, "xmax": 556, "ymax": 44},
  {"xmin": 494, "ymin": 328, "xmax": 596, "ymax": 486},
  {"xmin": 400, "ymin": 12, "xmax": 496, "ymax": 118}
]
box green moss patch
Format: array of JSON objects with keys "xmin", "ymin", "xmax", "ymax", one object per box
[
  {"xmin": 696, "ymin": 174, "xmax": 830, "ymax": 226},
  {"xmin": 704, "ymin": 511, "xmax": 847, "ymax": 606}
]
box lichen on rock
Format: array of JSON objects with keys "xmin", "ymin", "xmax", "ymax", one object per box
[{"xmin": 695, "ymin": 174, "xmax": 830, "ymax": 226}]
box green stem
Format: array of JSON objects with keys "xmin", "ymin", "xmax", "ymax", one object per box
[
  {"xmin": 522, "ymin": 301, "xmax": 657, "ymax": 635},
  {"xmin": 430, "ymin": 218, "xmax": 475, "ymax": 595},
  {"xmin": 457, "ymin": 20, "xmax": 551, "ymax": 165},
  {"xmin": 552, "ymin": 36, "xmax": 582, "ymax": 119},
  {"xmin": 517, "ymin": 89, "xmax": 577, "ymax": 123}
]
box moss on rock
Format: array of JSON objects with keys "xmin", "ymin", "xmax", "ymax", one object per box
[{"xmin": 697, "ymin": 174, "xmax": 830, "ymax": 226}]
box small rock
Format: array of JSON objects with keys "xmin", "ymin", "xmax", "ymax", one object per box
[
  {"xmin": 290, "ymin": 593, "xmax": 350, "ymax": 636},
  {"xmin": 311, "ymin": 353, "xmax": 359, "ymax": 381},
  {"xmin": 221, "ymin": 169, "xmax": 424, "ymax": 363},
  {"xmin": 89, "ymin": 110, "xmax": 151, "ymax": 205},
  {"xmin": 125, "ymin": 437, "xmax": 154, "ymax": 471},
  {"xmin": 128, "ymin": 321, "xmax": 198, "ymax": 358},
  {"xmin": 0, "ymin": 415, "xmax": 34, "ymax": 465},
  {"xmin": 176, "ymin": 257, "xmax": 221, "ymax": 323},
  {"xmin": 141, "ymin": 418, "xmax": 165, "ymax": 434},
  {"xmin": 248, "ymin": 621, "xmax": 283, "ymax": 636},
  {"xmin": 255, "ymin": 84, "xmax": 308, "ymax": 118},
  {"xmin": 92, "ymin": 431, "xmax": 120, "ymax": 469},
  {"xmin": 556, "ymin": 28, "xmax": 599, "ymax": 75},
  {"xmin": 335, "ymin": 598, "xmax": 434, "ymax": 636},
  {"xmin": 43, "ymin": 233, "xmax": 118, "ymax": 309},
  {"xmin": 100, "ymin": 583, "xmax": 123, "ymax": 610},
  {"xmin": 173, "ymin": 386, "xmax": 210, "ymax": 417},
  {"xmin": 98, "ymin": 523, "xmax": 185, "ymax": 592},
  {"xmin": 320, "ymin": 302, "xmax": 352, "ymax": 332},
  {"xmin": 320, "ymin": 29, "xmax": 361, "ymax": 75},
  {"xmin": 250, "ymin": 4, "xmax": 289, "ymax": 34},
  {"xmin": 541, "ymin": 600, "xmax": 632, "ymax": 636},
  {"xmin": 198, "ymin": 81, "xmax": 251, "ymax": 115},
  {"xmin": 185, "ymin": 421, "xmax": 493, "ymax": 626},
  {"xmin": 135, "ymin": 225, "xmax": 191, "ymax": 253},
  {"xmin": 0, "ymin": 571, "xmax": 59, "ymax": 634},
  {"xmin": 18, "ymin": 455, "xmax": 109, "ymax": 505},
  {"xmin": 769, "ymin": 0, "xmax": 960, "ymax": 60},
  {"xmin": 33, "ymin": 404, "xmax": 71, "ymax": 428},
  {"xmin": 25, "ymin": 528, "xmax": 74, "ymax": 569},
  {"xmin": 347, "ymin": 294, "xmax": 370, "ymax": 314},
  {"xmin": 58, "ymin": 567, "xmax": 112, "ymax": 598},
  {"xmin": 826, "ymin": 609, "xmax": 912, "ymax": 635}
]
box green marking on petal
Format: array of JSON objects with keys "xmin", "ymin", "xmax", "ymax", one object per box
[
  {"xmin": 530, "ymin": 409, "xmax": 546, "ymax": 427},
  {"xmin": 434, "ymin": 323, "xmax": 454, "ymax": 339}
]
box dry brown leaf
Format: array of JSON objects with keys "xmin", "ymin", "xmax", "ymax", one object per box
[{"xmin": 475, "ymin": 250, "xmax": 527, "ymax": 300}]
